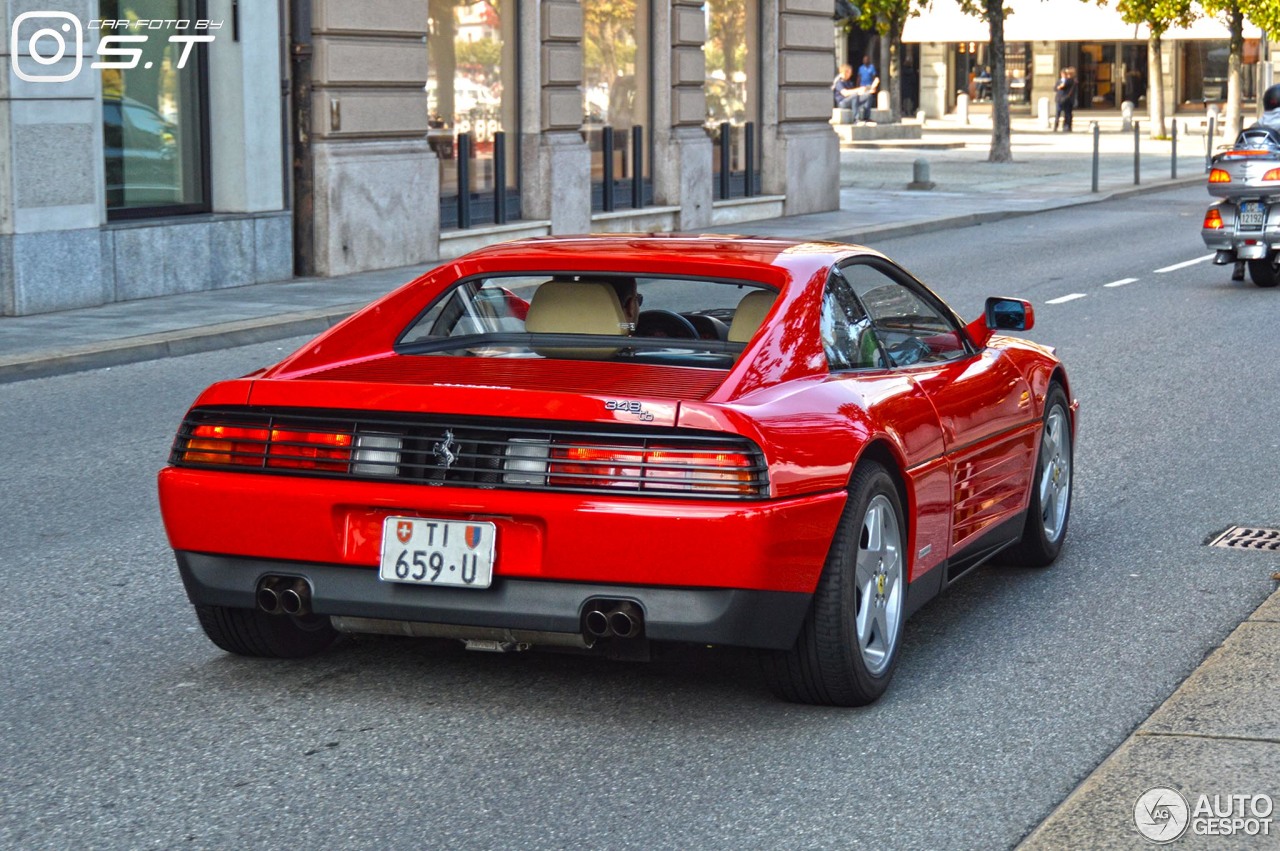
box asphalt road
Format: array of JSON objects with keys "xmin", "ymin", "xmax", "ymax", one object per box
[{"xmin": 2, "ymin": 183, "xmax": 1278, "ymax": 849}]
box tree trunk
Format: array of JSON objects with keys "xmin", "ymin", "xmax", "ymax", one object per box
[
  {"xmin": 986, "ymin": 0, "xmax": 1011, "ymax": 162},
  {"xmin": 1148, "ymin": 33, "xmax": 1166, "ymax": 139},
  {"xmin": 1227, "ymin": 2, "xmax": 1244, "ymax": 137},
  {"xmin": 889, "ymin": 21, "xmax": 903, "ymax": 122}
]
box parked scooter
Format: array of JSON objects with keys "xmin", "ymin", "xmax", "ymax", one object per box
[{"xmin": 1202, "ymin": 84, "xmax": 1280, "ymax": 287}]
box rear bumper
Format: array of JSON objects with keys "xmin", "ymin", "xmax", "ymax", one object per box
[
  {"xmin": 1202, "ymin": 200, "xmax": 1280, "ymax": 257},
  {"xmin": 176, "ymin": 551, "xmax": 813, "ymax": 650}
]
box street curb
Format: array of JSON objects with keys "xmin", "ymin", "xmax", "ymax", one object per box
[
  {"xmin": 0, "ymin": 303, "xmax": 364, "ymax": 384},
  {"xmin": 0, "ymin": 174, "xmax": 1205, "ymax": 385},
  {"xmin": 1017, "ymin": 583, "xmax": 1280, "ymax": 849}
]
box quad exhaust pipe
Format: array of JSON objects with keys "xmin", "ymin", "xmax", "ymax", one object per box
[
  {"xmin": 583, "ymin": 600, "xmax": 643, "ymax": 640},
  {"xmin": 256, "ymin": 576, "xmax": 312, "ymax": 616}
]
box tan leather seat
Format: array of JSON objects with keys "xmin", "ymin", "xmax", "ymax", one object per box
[
  {"xmin": 728, "ymin": 290, "xmax": 776, "ymax": 343},
  {"xmin": 525, "ymin": 280, "xmax": 627, "ymax": 358}
]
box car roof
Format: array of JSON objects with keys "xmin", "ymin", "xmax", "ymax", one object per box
[{"xmin": 449, "ymin": 234, "xmax": 880, "ymax": 288}]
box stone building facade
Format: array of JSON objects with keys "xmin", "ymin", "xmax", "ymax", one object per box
[{"xmin": 1, "ymin": 0, "xmax": 841, "ymax": 316}]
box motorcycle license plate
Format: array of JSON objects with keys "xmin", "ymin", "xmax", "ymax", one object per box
[{"xmin": 1239, "ymin": 202, "xmax": 1266, "ymax": 230}]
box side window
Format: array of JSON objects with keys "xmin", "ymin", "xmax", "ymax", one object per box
[
  {"xmin": 821, "ymin": 270, "xmax": 884, "ymax": 371},
  {"xmin": 844, "ymin": 264, "xmax": 969, "ymax": 367}
]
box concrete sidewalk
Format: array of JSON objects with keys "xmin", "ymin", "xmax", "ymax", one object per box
[{"xmin": 2, "ymin": 114, "xmax": 1275, "ymax": 849}]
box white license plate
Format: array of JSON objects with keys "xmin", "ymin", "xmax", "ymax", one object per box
[
  {"xmin": 1239, "ymin": 202, "xmax": 1266, "ymax": 229},
  {"xmin": 379, "ymin": 517, "xmax": 495, "ymax": 589}
]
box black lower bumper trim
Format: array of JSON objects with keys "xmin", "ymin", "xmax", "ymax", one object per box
[{"xmin": 174, "ymin": 551, "xmax": 813, "ymax": 651}]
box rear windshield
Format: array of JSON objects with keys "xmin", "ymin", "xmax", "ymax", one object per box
[{"xmin": 395, "ymin": 274, "xmax": 777, "ymax": 369}]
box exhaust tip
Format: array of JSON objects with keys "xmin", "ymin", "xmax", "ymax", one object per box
[
  {"xmin": 256, "ymin": 586, "xmax": 282, "ymax": 615},
  {"xmin": 584, "ymin": 609, "xmax": 611, "ymax": 638},
  {"xmin": 607, "ymin": 603, "xmax": 643, "ymax": 639}
]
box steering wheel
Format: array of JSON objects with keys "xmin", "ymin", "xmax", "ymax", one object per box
[
  {"xmin": 886, "ymin": 336, "xmax": 931, "ymax": 367},
  {"xmin": 636, "ymin": 310, "xmax": 699, "ymax": 339}
]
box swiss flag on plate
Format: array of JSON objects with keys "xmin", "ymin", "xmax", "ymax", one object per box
[{"xmin": 397, "ymin": 521, "xmax": 413, "ymax": 544}]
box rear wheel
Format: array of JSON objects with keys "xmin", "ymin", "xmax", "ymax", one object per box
[
  {"xmin": 195, "ymin": 605, "xmax": 339, "ymax": 658},
  {"xmin": 1002, "ymin": 384, "xmax": 1073, "ymax": 567},
  {"xmin": 1248, "ymin": 252, "xmax": 1280, "ymax": 287},
  {"xmin": 763, "ymin": 461, "xmax": 906, "ymax": 706}
]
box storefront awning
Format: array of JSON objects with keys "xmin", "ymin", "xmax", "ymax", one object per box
[{"xmin": 901, "ymin": 0, "xmax": 1262, "ymax": 43}]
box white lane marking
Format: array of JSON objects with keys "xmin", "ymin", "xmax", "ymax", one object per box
[
  {"xmin": 1154, "ymin": 254, "xmax": 1214, "ymax": 273},
  {"xmin": 1046, "ymin": 293, "xmax": 1088, "ymax": 304},
  {"xmin": 1104, "ymin": 277, "xmax": 1139, "ymax": 288}
]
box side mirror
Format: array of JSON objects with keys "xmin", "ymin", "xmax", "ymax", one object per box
[
  {"xmin": 965, "ymin": 297, "xmax": 1034, "ymax": 348},
  {"xmin": 985, "ymin": 297, "xmax": 1034, "ymax": 331}
]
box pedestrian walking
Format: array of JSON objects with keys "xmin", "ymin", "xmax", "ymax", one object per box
[{"xmin": 1055, "ymin": 67, "xmax": 1077, "ymax": 132}]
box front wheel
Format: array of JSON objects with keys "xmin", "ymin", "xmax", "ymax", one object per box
[
  {"xmin": 1003, "ymin": 384, "xmax": 1073, "ymax": 567},
  {"xmin": 1248, "ymin": 252, "xmax": 1280, "ymax": 288},
  {"xmin": 763, "ymin": 461, "xmax": 906, "ymax": 706}
]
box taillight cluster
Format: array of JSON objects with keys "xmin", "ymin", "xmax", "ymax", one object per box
[
  {"xmin": 181, "ymin": 424, "xmax": 360, "ymax": 472},
  {"xmin": 1203, "ymin": 209, "xmax": 1225, "ymax": 230},
  {"xmin": 546, "ymin": 444, "xmax": 756, "ymax": 495},
  {"xmin": 1209, "ymin": 168, "xmax": 1231, "ymax": 183}
]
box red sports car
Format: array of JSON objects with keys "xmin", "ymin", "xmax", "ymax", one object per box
[{"xmin": 159, "ymin": 235, "xmax": 1075, "ymax": 706}]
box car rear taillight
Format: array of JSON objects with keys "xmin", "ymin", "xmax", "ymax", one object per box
[
  {"xmin": 1264, "ymin": 168, "xmax": 1280, "ymax": 181},
  {"xmin": 1209, "ymin": 168, "xmax": 1231, "ymax": 183},
  {"xmin": 547, "ymin": 443, "xmax": 757, "ymax": 495},
  {"xmin": 182, "ymin": 424, "xmax": 270, "ymax": 466},
  {"xmin": 266, "ymin": 429, "xmax": 353, "ymax": 471},
  {"xmin": 1203, "ymin": 209, "xmax": 1225, "ymax": 229}
]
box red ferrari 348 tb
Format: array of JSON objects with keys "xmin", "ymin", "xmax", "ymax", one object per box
[{"xmin": 159, "ymin": 235, "xmax": 1075, "ymax": 706}]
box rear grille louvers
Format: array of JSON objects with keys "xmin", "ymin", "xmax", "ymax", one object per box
[{"xmin": 170, "ymin": 408, "xmax": 770, "ymax": 500}]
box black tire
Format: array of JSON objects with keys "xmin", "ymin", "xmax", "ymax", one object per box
[
  {"xmin": 1248, "ymin": 253, "xmax": 1280, "ymax": 288},
  {"xmin": 194, "ymin": 605, "xmax": 339, "ymax": 659},
  {"xmin": 1002, "ymin": 384, "xmax": 1073, "ymax": 567},
  {"xmin": 763, "ymin": 461, "xmax": 906, "ymax": 707}
]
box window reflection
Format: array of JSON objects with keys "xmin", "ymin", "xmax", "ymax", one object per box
[
  {"xmin": 703, "ymin": 0, "xmax": 758, "ymax": 196},
  {"xmin": 101, "ymin": 0, "xmax": 208, "ymax": 215},
  {"xmin": 583, "ymin": 0, "xmax": 651, "ymax": 209},
  {"xmin": 428, "ymin": 0, "xmax": 519, "ymax": 227}
]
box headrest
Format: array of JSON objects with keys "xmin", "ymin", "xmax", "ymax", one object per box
[
  {"xmin": 525, "ymin": 280, "xmax": 628, "ymax": 359},
  {"xmin": 525, "ymin": 281, "xmax": 628, "ymax": 336},
  {"xmin": 727, "ymin": 290, "xmax": 777, "ymax": 343}
]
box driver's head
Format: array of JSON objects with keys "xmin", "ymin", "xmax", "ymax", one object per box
[
  {"xmin": 608, "ymin": 278, "xmax": 642, "ymax": 326},
  {"xmin": 1265, "ymin": 83, "xmax": 1280, "ymax": 112}
]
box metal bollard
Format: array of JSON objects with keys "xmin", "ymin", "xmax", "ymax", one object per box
[
  {"xmin": 1038, "ymin": 96, "xmax": 1050, "ymax": 129},
  {"xmin": 1171, "ymin": 119, "xmax": 1178, "ymax": 179},
  {"xmin": 1133, "ymin": 120, "xmax": 1141, "ymax": 186},
  {"xmin": 1091, "ymin": 122, "xmax": 1100, "ymax": 193},
  {"xmin": 957, "ymin": 94, "xmax": 970, "ymax": 126}
]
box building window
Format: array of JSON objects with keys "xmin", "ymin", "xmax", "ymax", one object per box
[
  {"xmin": 955, "ymin": 42, "xmax": 1031, "ymax": 105},
  {"xmin": 583, "ymin": 0, "xmax": 652, "ymax": 211},
  {"xmin": 1182, "ymin": 40, "xmax": 1257, "ymax": 106},
  {"xmin": 703, "ymin": 0, "xmax": 760, "ymax": 199},
  {"xmin": 429, "ymin": 0, "xmax": 519, "ymax": 230},
  {"xmin": 101, "ymin": 0, "xmax": 211, "ymax": 219}
]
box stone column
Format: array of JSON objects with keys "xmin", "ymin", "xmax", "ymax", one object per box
[
  {"xmin": 762, "ymin": 0, "xmax": 838, "ymax": 216},
  {"xmin": 0, "ymin": 3, "xmax": 108, "ymax": 315},
  {"xmin": 653, "ymin": 0, "xmax": 712, "ymax": 230},
  {"xmin": 307, "ymin": 1, "xmax": 436, "ymax": 277},
  {"xmin": 520, "ymin": 0, "xmax": 590, "ymax": 234}
]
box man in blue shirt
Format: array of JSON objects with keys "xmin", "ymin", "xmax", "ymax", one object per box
[{"xmin": 855, "ymin": 55, "xmax": 880, "ymax": 123}]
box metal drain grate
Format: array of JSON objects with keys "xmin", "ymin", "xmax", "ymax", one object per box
[{"xmin": 1207, "ymin": 526, "xmax": 1280, "ymax": 550}]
